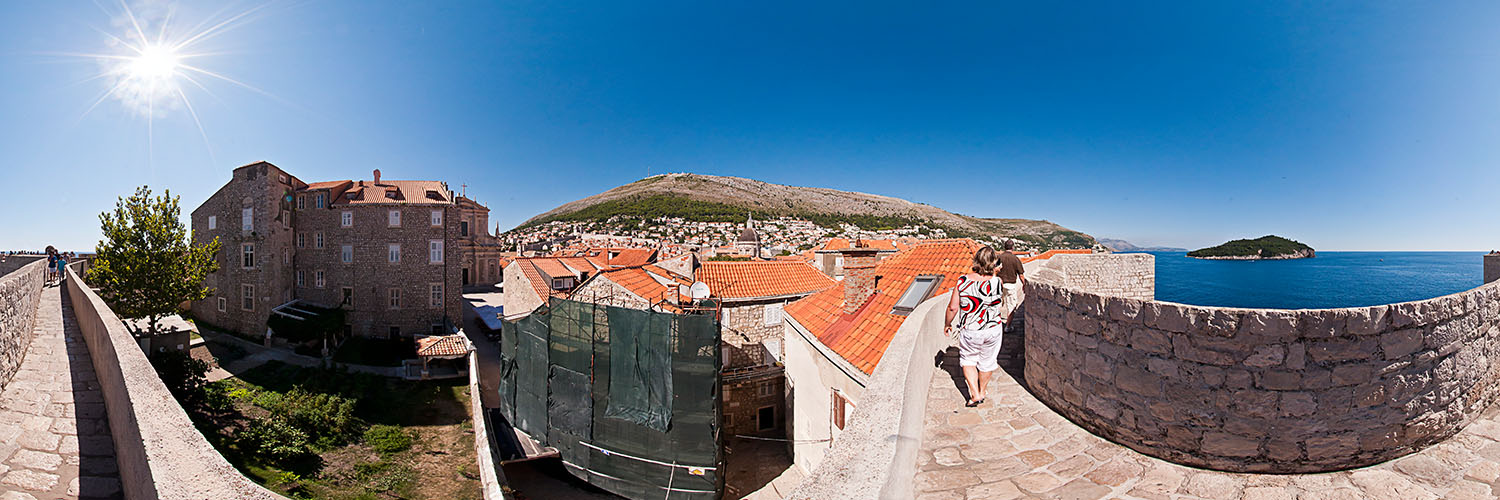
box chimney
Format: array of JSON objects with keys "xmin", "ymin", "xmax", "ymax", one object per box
[
  {"xmin": 841, "ymin": 240, "xmax": 880, "ymax": 314},
  {"xmin": 373, "ymin": 169, "xmax": 382, "ymax": 185}
]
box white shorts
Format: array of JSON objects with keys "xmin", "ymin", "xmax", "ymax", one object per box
[
  {"xmin": 1001, "ymin": 282, "xmax": 1024, "ymax": 320},
  {"xmin": 959, "ymin": 325, "xmax": 1005, "ymax": 372}
]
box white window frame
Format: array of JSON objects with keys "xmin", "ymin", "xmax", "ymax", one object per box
[
  {"xmin": 341, "ymin": 244, "xmax": 353, "ymax": 263},
  {"xmin": 241, "ymin": 207, "xmax": 253, "ymax": 231},
  {"xmin": 388, "ymin": 288, "xmax": 402, "ymax": 309},
  {"xmin": 296, "ymin": 195, "xmax": 305, "ymax": 210},
  {"xmin": 341, "ymin": 211, "xmax": 353, "ymax": 227},
  {"xmin": 315, "ymin": 270, "xmax": 326, "ymax": 289},
  {"xmin": 241, "ymin": 243, "xmax": 255, "ymax": 269},
  {"xmin": 430, "ymin": 210, "xmax": 443, "ymax": 226},
  {"xmin": 241, "ymin": 284, "xmax": 255, "ymax": 311},
  {"xmin": 207, "ymin": 215, "xmax": 216, "ymax": 230},
  {"xmin": 388, "ymin": 243, "xmax": 401, "ymax": 263},
  {"xmin": 296, "ymin": 233, "xmax": 305, "ymax": 248},
  {"xmin": 315, "ymin": 232, "xmax": 325, "ymax": 249},
  {"xmin": 388, "ymin": 209, "xmax": 401, "ymax": 227},
  {"xmin": 429, "ymin": 283, "xmax": 443, "ymax": 308},
  {"xmin": 296, "ymin": 271, "xmax": 305, "ymax": 287},
  {"xmin": 763, "ymin": 303, "xmax": 785, "ymax": 327},
  {"xmin": 217, "ymin": 297, "xmax": 226, "ymax": 312},
  {"xmin": 429, "ymin": 240, "xmax": 444, "ymax": 264}
]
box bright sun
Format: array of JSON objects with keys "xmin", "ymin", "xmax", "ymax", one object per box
[{"xmin": 128, "ymin": 44, "xmax": 181, "ymax": 81}]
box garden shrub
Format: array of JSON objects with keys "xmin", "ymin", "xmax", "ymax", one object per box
[
  {"xmin": 256, "ymin": 388, "xmax": 362, "ymax": 449},
  {"xmin": 240, "ymin": 417, "xmax": 314, "ymax": 466},
  {"xmin": 363, "ymin": 425, "xmax": 412, "ymax": 454}
]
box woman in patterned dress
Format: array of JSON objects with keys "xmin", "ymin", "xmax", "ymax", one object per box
[{"xmin": 944, "ymin": 246, "xmax": 1008, "ymax": 407}]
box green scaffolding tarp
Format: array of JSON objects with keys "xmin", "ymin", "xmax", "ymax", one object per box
[{"xmin": 498, "ymin": 298, "xmax": 723, "ymax": 500}]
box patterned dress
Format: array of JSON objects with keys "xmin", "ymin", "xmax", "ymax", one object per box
[{"xmin": 956, "ymin": 275, "xmax": 1008, "ymax": 331}]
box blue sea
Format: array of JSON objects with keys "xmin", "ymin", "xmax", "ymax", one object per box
[{"xmin": 1139, "ymin": 251, "xmax": 1486, "ymax": 310}]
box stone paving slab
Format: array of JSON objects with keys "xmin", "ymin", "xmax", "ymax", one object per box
[
  {"xmin": 916, "ymin": 330, "xmax": 1500, "ymax": 500},
  {"xmin": 0, "ymin": 285, "xmax": 121, "ymax": 499}
]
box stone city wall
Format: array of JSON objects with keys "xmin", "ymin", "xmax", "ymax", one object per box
[
  {"xmin": 0, "ymin": 258, "xmax": 45, "ymax": 389},
  {"xmin": 1032, "ymin": 253, "xmax": 1155, "ymax": 301},
  {"xmin": 65, "ymin": 264, "xmax": 288, "ymax": 499},
  {"xmin": 1485, "ymin": 253, "xmax": 1500, "ymax": 284},
  {"xmin": 1024, "ymin": 265, "xmax": 1500, "ymax": 472}
]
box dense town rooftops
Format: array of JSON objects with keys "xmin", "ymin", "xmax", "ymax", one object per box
[
  {"xmin": 697, "ymin": 260, "xmax": 836, "ymax": 301},
  {"xmin": 581, "ymin": 265, "xmax": 694, "ymax": 313},
  {"xmin": 786, "ymin": 239, "xmax": 983, "ymax": 374},
  {"xmin": 816, "ymin": 238, "xmax": 899, "ymax": 252}
]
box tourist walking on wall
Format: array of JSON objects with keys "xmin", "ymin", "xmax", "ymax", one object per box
[
  {"xmin": 997, "ymin": 240, "xmax": 1027, "ymax": 326},
  {"xmin": 945, "ymin": 246, "xmax": 1008, "ymax": 407},
  {"xmin": 44, "ymin": 246, "xmax": 58, "ymax": 286},
  {"xmin": 54, "ymin": 251, "xmax": 68, "ymax": 283}
]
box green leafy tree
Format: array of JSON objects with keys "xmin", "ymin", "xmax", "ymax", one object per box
[{"xmin": 88, "ymin": 186, "xmax": 221, "ymax": 334}]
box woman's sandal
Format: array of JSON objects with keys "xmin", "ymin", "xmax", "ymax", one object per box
[{"xmin": 965, "ymin": 397, "xmax": 986, "ymax": 407}]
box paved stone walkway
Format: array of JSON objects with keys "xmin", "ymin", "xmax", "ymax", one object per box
[
  {"xmin": 0, "ymin": 285, "xmax": 122, "ymax": 499},
  {"xmin": 917, "ymin": 328, "xmax": 1500, "ymax": 500}
]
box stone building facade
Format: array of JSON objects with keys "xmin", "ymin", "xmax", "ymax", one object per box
[
  {"xmin": 456, "ymin": 196, "xmax": 507, "ymax": 288},
  {"xmin": 191, "ymin": 162, "xmax": 463, "ymax": 339}
]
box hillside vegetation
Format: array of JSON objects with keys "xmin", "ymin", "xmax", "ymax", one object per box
[
  {"xmin": 1188, "ymin": 235, "xmax": 1314, "ymax": 259},
  {"xmin": 518, "ymin": 173, "xmax": 1096, "ymax": 249}
]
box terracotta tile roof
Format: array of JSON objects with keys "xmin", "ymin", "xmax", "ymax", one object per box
[
  {"xmin": 533, "ymin": 260, "xmax": 575, "ymax": 279},
  {"xmin": 416, "ymin": 334, "xmax": 471, "ymax": 357},
  {"xmin": 304, "ymin": 180, "xmax": 349, "ymax": 190},
  {"xmin": 698, "ymin": 261, "xmax": 836, "ymax": 301},
  {"xmin": 332, "ymin": 180, "xmax": 452, "ymax": 206},
  {"xmin": 604, "ymin": 248, "xmax": 656, "ymax": 267},
  {"xmin": 516, "ymin": 260, "xmax": 569, "ymax": 303},
  {"xmin": 643, "ymin": 265, "xmax": 693, "ymax": 286},
  {"xmin": 816, "ymin": 238, "xmax": 898, "ymax": 252},
  {"xmin": 785, "ymin": 239, "xmax": 985, "ymax": 374},
  {"xmin": 584, "ymin": 266, "xmax": 689, "ymax": 312}
]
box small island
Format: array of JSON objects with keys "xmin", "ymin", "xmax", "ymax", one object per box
[{"xmin": 1188, "ymin": 235, "xmax": 1315, "ymax": 260}]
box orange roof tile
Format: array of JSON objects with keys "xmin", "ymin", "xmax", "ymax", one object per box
[
  {"xmin": 698, "ymin": 261, "xmax": 836, "ymax": 301},
  {"xmin": 785, "ymin": 239, "xmax": 985, "ymax": 374},
  {"xmin": 416, "ymin": 334, "xmax": 471, "ymax": 357},
  {"xmin": 816, "ymin": 238, "xmax": 899, "ymax": 252},
  {"xmin": 578, "ymin": 266, "xmax": 689, "ymax": 312}
]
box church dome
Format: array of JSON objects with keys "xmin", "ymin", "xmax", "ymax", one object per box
[{"xmin": 738, "ymin": 226, "xmax": 760, "ymax": 243}]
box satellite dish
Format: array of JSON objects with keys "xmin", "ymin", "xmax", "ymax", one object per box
[{"xmin": 689, "ymin": 282, "xmax": 712, "ymax": 300}]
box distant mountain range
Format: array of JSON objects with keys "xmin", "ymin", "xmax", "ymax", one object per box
[
  {"xmin": 516, "ymin": 173, "xmax": 1097, "ymax": 250},
  {"xmin": 1098, "ymin": 238, "xmax": 1187, "ymax": 253}
]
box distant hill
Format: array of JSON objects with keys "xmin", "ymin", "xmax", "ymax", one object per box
[
  {"xmin": 1098, "ymin": 238, "xmax": 1186, "ymax": 253},
  {"xmin": 1188, "ymin": 235, "xmax": 1315, "ymax": 260},
  {"xmin": 517, "ymin": 173, "xmax": 1096, "ymax": 249}
]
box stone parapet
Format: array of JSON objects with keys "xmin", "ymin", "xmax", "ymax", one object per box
[
  {"xmin": 63, "ymin": 264, "xmax": 289, "ymax": 499},
  {"xmin": 1033, "ymin": 253, "xmax": 1155, "ymax": 301},
  {"xmin": 0, "ymin": 258, "xmax": 45, "ymax": 389},
  {"xmin": 468, "ymin": 354, "xmax": 511, "ymax": 500},
  {"xmin": 1024, "ymin": 276, "xmax": 1500, "ymax": 473}
]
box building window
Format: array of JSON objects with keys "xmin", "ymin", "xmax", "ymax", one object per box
[
  {"xmin": 296, "ymin": 196, "xmax": 305, "ymax": 210},
  {"xmin": 460, "ymin": 221, "xmax": 469, "ymax": 237},
  {"xmin": 314, "ymin": 193, "xmax": 326, "ymax": 208},
  {"xmin": 296, "ymin": 271, "xmax": 305, "ymax": 287},
  {"xmin": 282, "ymin": 251, "xmax": 289, "ymax": 265},
  {"xmin": 388, "ymin": 243, "xmax": 400, "ymax": 263},
  {"xmin": 833, "ymin": 390, "xmax": 852, "ymax": 431},
  {"xmin": 388, "ymin": 288, "xmax": 401, "ymax": 309},
  {"xmin": 296, "ymin": 233, "xmax": 305, "ymax": 248},
  {"xmin": 341, "ymin": 211, "xmax": 353, "ymax": 227},
  {"xmin": 315, "ymin": 270, "xmax": 325, "ymax": 288},
  {"xmin": 217, "ymin": 297, "xmax": 226, "ymax": 312},
  {"xmin": 241, "ymin": 284, "xmax": 254, "ymax": 311},
  {"xmin": 430, "ymin": 210, "xmax": 442, "ymax": 226},
  {"xmin": 341, "ymin": 287, "xmax": 353, "ymax": 306},
  {"xmin": 208, "ymin": 215, "xmax": 216, "ymax": 230},
  {"xmin": 891, "ymin": 274, "xmax": 942, "ymax": 316},
  {"xmin": 763, "ymin": 303, "xmax": 784, "ymax": 327},
  {"xmin": 241, "ymin": 243, "xmax": 255, "ymax": 268},
  {"xmin": 429, "ymin": 283, "xmax": 442, "ymax": 307},
  {"xmin": 388, "ymin": 210, "xmax": 401, "ymax": 227},
  {"xmin": 341, "ymin": 245, "xmax": 353, "ymax": 263},
  {"xmin": 757, "ymin": 381, "xmax": 778, "ymax": 397},
  {"xmin": 429, "ymin": 240, "xmax": 443, "ymax": 263},
  {"xmin": 242, "ymin": 207, "xmax": 253, "ymax": 231},
  {"xmin": 315, "ymin": 232, "xmax": 324, "ymax": 249}
]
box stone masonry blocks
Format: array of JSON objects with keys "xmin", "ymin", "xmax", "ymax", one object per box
[{"xmin": 1024, "ymin": 260, "xmax": 1500, "ymax": 474}]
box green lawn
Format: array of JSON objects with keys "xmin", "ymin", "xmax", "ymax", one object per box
[{"xmin": 195, "ymin": 361, "xmax": 479, "ymax": 500}]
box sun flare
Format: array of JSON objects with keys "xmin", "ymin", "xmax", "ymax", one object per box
[{"xmin": 128, "ymin": 44, "xmax": 181, "ymax": 81}]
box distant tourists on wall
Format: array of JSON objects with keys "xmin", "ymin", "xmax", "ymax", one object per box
[
  {"xmin": 55, "ymin": 251, "xmax": 68, "ymax": 283},
  {"xmin": 997, "ymin": 239, "xmax": 1027, "ymax": 326},
  {"xmin": 44, "ymin": 246, "xmax": 58, "ymax": 286},
  {"xmin": 945, "ymin": 246, "xmax": 1008, "ymax": 407}
]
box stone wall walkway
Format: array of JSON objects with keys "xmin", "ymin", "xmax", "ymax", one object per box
[
  {"xmin": 0, "ymin": 285, "xmax": 121, "ymax": 499},
  {"xmin": 917, "ymin": 330, "xmax": 1500, "ymax": 500}
]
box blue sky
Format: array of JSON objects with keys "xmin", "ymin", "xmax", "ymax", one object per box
[{"xmin": 3, "ymin": 1, "xmax": 1498, "ymax": 252}]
